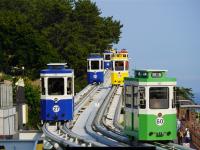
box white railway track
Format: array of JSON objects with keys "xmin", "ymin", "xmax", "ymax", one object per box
[
  {"xmin": 43, "ymin": 70, "xmax": 189, "ymax": 149},
  {"xmin": 84, "ymin": 85, "xmax": 128, "ymax": 146},
  {"xmin": 148, "ymin": 142, "xmax": 194, "ymax": 150},
  {"xmin": 103, "ymin": 86, "xmax": 125, "ymax": 133},
  {"xmin": 43, "ymin": 83, "xmax": 105, "ymax": 147},
  {"xmin": 67, "ymin": 70, "xmax": 127, "ymax": 146},
  {"xmin": 43, "ymin": 71, "xmax": 113, "ymax": 147},
  {"xmin": 61, "ymin": 70, "xmax": 132, "ymax": 147},
  {"xmin": 113, "ymin": 93, "xmax": 124, "ymax": 131},
  {"xmin": 43, "ymin": 70, "xmax": 151, "ymax": 148},
  {"xmin": 99, "ymin": 86, "xmax": 194, "ymax": 149}
]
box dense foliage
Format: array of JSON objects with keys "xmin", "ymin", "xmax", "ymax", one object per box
[
  {"xmin": 24, "ymin": 80, "xmax": 41, "ymax": 129},
  {"xmin": 0, "ymin": 0, "xmax": 122, "ymax": 128},
  {"xmin": 0, "ymin": 0, "xmax": 122, "ymax": 83},
  {"xmin": 176, "ymin": 87, "xmax": 194, "ymax": 101}
]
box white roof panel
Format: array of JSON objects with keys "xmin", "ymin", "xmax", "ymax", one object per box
[
  {"xmin": 134, "ymin": 69, "xmax": 168, "ymax": 72},
  {"xmin": 47, "ymin": 63, "xmax": 67, "ymax": 66}
]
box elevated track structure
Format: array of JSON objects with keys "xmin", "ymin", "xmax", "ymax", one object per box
[{"xmin": 42, "ymin": 71, "xmax": 195, "ymax": 149}]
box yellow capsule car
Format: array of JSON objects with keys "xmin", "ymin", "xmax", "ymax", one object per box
[{"xmin": 111, "ymin": 49, "xmax": 129, "ymax": 85}]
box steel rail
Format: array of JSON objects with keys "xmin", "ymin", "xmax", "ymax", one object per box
[
  {"xmin": 62, "ymin": 123, "xmax": 105, "ymax": 147},
  {"xmin": 168, "ymin": 143, "xmax": 195, "ymax": 150},
  {"xmin": 85, "ymin": 86, "xmax": 127, "ymax": 146},
  {"xmin": 93, "ymin": 85, "xmax": 130, "ymax": 145},
  {"xmin": 42, "ymin": 83, "xmax": 100, "ymax": 147},
  {"xmin": 59, "ymin": 70, "xmax": 111, "ymax": 147},
  {"xmin": 43, "ymin": 70, "xmax": 127, "ymax": 147},
  {"xmin": 74, "ymin": 85, "xmax": 99, "ymax": 115},
  {"xmin": 152, "ymin": 142, "xmax": 179, "ymax": 150},
  {"xmin": 101, "ymin": 86, "xmax": 125, "ymax": 136},
  {"xmin": 85, "ymin": 85, "xmax": 130, "ymax": 146},
  {"xmin": 60, "ymin": 84, "xmax": 107, "ymax": 147},
  {"xmin": 113, "ymin": 93, "xmax": 124, "ymax": 131},
  {"xmin": 74, "ymin": 84, "xmax": 95, "ymax": 106},
  {"xmin": 145, "ymin": 141, "xmax": 194, "ymax": 150},
  {"xmin": 42, "ymin": 123, "xmax": 79, "ymax": 147}
]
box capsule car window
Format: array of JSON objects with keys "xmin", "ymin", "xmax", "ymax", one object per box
[
  {"xmin": 149, "ymin": 87, "xmax": 169, "ymax": 109},
  {"xmin": 48, "ymin": 78, "xmax": 64, "ymax": 95},
  {"xmin": 115, "ymin": 61, "xmax": 124, "ymax": 71},
  {"xmin": 139, "ymin": 87, "xmax": 146, "ymax": 109},
  {"xmin": 151, "ymin": 72, "xmax": 162, "ymax": 78},
  {"xmin": 105, "ymin": 55, "xmax": 110, "ymax": 60},
  {"xmin": 91, "ymin": 61, "xmax": 99, "ymax": 70},
  {"xmin": 125, "ymin": 85, "xmax": 132, "ymax": 108},
  {"xmin": 136, "ymin": 71, "xmax": 147, "ymax": 78}
]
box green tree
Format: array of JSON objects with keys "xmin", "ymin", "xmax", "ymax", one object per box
[
  {"xmin": 0, "ymin": 11, "xmax": 59, "ymax": 78},
  {"xmin": 64, "ymin": 0, "xmax": 122, "ymax": 81},
  {"xmin": 24, "ymin": 80, "xmax": 41, "ymax": 129},
  {"xmin": 0, "ymin": 0, "xmax": 122, "ymax": 81},
  {"xmin": 176, "ymin": 87, "xmax": 194, "ymax": 100},
  {"xmin": 0, "ymin": 0, "xmax": 123, "ymax": 128}
]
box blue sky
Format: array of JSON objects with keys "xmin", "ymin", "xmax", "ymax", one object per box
[{"xmin": 93, "ymin": 0, "xmax": 200, "ymax": 97}]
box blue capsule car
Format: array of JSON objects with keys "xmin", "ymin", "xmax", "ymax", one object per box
[
  {"xmin": 40, "ymin": 63, "xmax": 74, "ymax": 122},
  {"xmin": 87, "ymin": 54, "xmax": 104, "ymax": 84},
  {"xmin": 103, "ymin": 50, "xmax": 113, "ymax": 69}
]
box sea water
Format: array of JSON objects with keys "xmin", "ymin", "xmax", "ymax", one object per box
[
  {"xmin": 193, "ymin": 93, "xmax": 200, "ymax": 113},
  {"xmin": 194, "ymin": 93, "xmax": 200, "ymax": 104}
]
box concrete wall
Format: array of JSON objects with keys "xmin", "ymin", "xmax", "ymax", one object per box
[
  {"xmin": 0, "ymin": 140, "xmax": 37, "ymax": 150},
  {"xmin": 19, "ymin": 132, "xmax": 43, "ymax": 140},
  {"xmin": 0, "ymin": 84, "xmax": 13, "ymax": 108},
  {"xmin": 0, "ymin": 107, "xmax": 16, "ymax": 136}
]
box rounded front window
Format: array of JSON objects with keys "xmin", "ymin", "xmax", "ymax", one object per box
[
  {"xmin": 115, "ymin": 61, "xmax": 124, "ymax": 71},
  {"xmin": 149, "ymin": 87, "xmax": 169, "ymax": 109},
  {"xmin": 48, "ymin": 78, "xmax": 64, "ymax": 95},
  {"xmin": 91, "ymin": 61, "xmax": 99, "ymax": 70}
]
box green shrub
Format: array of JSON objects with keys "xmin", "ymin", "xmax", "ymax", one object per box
[{"xmin": 24, "ymin": 80, "xmax": 41, "ymax": 129}]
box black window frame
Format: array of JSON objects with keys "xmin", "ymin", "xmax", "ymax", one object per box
[
  {"xmin": 172, "ymin": 87, "xmax": 176, "ymax": 108},
  {"xmin": 139, "ymin": 87, "xmax": 146, "ymax": 109},
  {"xmin": 132, "ymin": 86, "xmax": 138, "ymax": 108},
  {"xmin": 87, "ymin": 61, "xmax": 90, "ymax": 70},
  {"xmin": 41, "ymin": 78, "xmax": 45, "ymax": 95},
  {"xmin": 125, "ymin": 85, "xmax": 132, "ymax": 108},
  {"xmin": 101, "ymin": 60, "xmax": 103, "ymax": 69},
  {"xmin": 104, "ymin": 54, "xmax": 111, "ymax": 60}
]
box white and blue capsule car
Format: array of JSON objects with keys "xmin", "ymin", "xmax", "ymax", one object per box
[
  {"xmin": 103, "ymin": 50, "xmax": 112, "ymax": 69},
  {"xmin": 40, "ymin": 63, "xmax": 74, "ymax": 122},
  {"xmin": 87, "ymin": 54, "xmax": 104, "ymax": 84}
]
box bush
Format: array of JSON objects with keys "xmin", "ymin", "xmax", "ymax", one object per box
[{"xmin": 24, "ymin": 79, "xmax": 41, "ymax": 129}]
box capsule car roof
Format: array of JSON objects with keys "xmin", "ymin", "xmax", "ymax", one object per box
[
  {"xmin": 41, "ymin": 63, "xmax": 73, "ymax": 74},
  {"xmin": 125, "ymin": 69, "xmax": 176, "ymax": 85},
  {"xmin": 47, "ymin": 63, "xmax": 67, "ymax": 66},
  {"xmin": 87, "ymin": 53, "xmax": 103, "ymax": 59},
  {"xmin": 103, "ymin": 50, "xmax": 113, "ymax": 54},
  {"xmin": 135, "ymin": 69, "xmax": 168, "ymax": 72}
]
